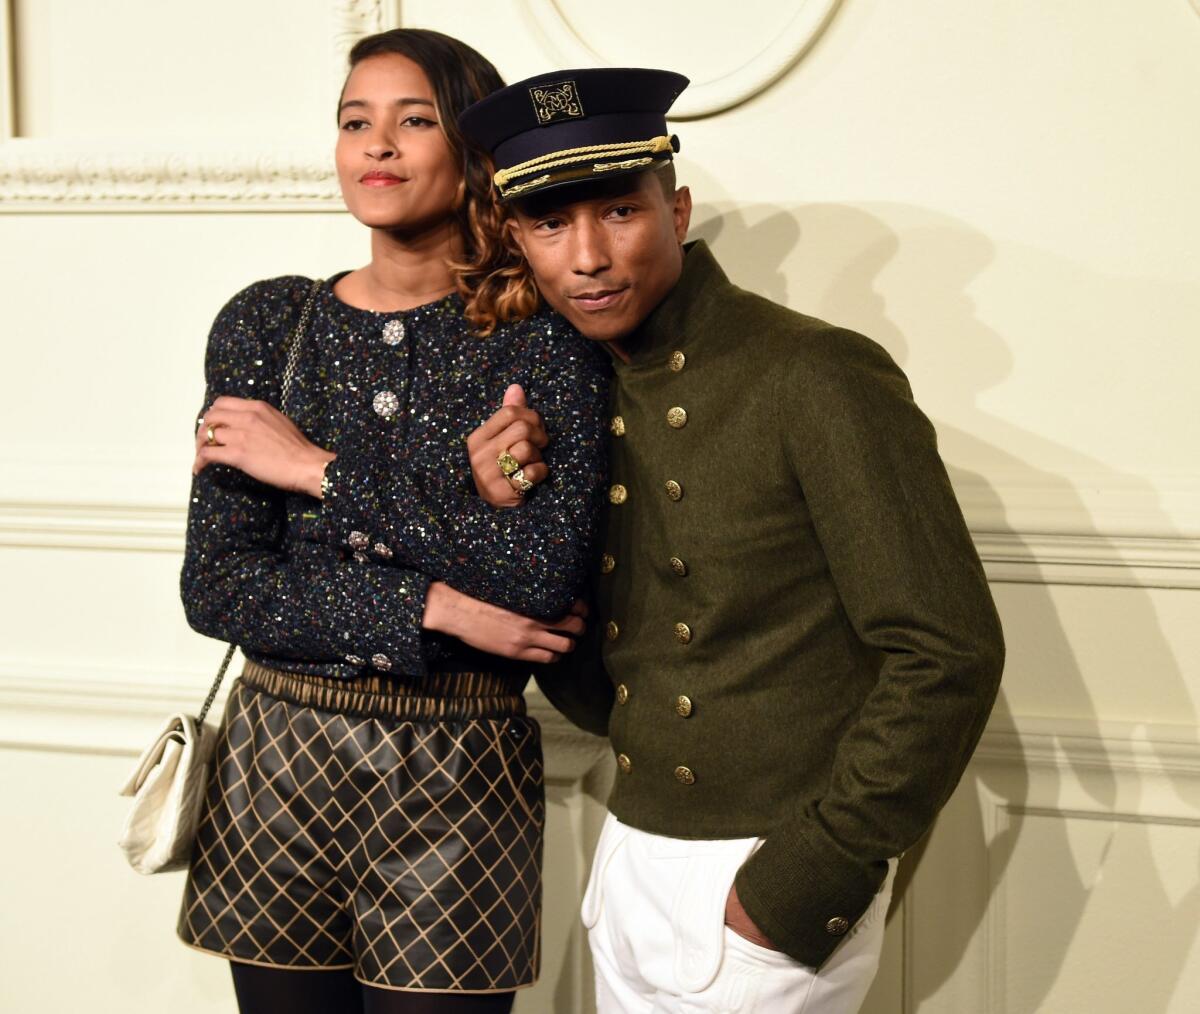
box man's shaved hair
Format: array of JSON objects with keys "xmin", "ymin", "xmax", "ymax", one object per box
[
  {"xmin": 654, "ymin": 160, "xmax": 677, "ymax": 197},
  {"xmin": 513, "ymin": 162, "xmax": 679, "ymax": 218}
]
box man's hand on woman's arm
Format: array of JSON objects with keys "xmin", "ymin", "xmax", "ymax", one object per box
[{"xmin": 466, "ymin": 384, "xmax": 551, "ymax": 507}]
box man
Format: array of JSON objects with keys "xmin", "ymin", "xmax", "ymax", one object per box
[{"xmin": 456, "ymin": 69, "xmax": 1005, "ymax": 1012}]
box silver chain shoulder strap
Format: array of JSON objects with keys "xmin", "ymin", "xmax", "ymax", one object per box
[
  {"xmin": 280, "ymin": 277, "xmax": 324, "ymax": 413},
  {"xmin": 196, "ymin": 277, "xmax": 323, "ymax": 720}
]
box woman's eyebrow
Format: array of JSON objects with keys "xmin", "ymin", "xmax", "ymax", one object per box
[{"xmin": 338, "ymin": 97, "xmax": 436, "ymax": 114}]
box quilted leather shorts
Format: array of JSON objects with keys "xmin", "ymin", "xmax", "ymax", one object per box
[{"xmin": 177, "ymin": 662, "xmax": 544, "ymax": 993}]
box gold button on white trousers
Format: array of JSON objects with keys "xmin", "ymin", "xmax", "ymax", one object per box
[{"xmin": 582, "ymin": 814, "xmax": 897, "ymax": 1013}]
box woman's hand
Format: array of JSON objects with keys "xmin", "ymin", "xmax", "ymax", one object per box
[
  {"xmin": 423, "ymin": 582, "xmax": 586, "ymax": 663},
  {"xmin": 466, "ymin": 384, "xmax": 550, "ymax": 508},
  {"xmin": 195, "ymin": 396, "xmax": 336, "ymax": 498}
]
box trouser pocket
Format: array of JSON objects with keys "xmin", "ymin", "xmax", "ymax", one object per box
[
  {"xmin": 666, "ymin": 836, "xmax": 763, "ymax": 994},
  {"xmin": 581, "ymin": 813, "xmax": 632, "ymax": 930}
]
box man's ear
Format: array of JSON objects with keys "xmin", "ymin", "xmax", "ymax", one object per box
[{"xmin": 672, "ymin": 186, "xmax": 693, "ymax": 244}]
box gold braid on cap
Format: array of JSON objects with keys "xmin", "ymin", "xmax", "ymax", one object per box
[{"xmin": 494, "ymin": 135, "xmax": 674, "ymax": 191}]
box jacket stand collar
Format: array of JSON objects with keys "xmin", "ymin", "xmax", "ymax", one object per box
[{"xmin": 616, "ymin": 239, "xmax": 730, "ymax": 370}]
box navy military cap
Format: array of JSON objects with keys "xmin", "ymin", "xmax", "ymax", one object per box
[{"xmin": 458, "ymin": 67, "xmax": 688, "ymax": 202}]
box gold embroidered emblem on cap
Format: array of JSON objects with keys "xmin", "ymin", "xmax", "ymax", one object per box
[
  {"xmin": 529, "ymin": 80, "xmax": 584, "ymax": 125},
  {"xmin": 594, "ymin": 156, "xmax": 654, "ymax": 174},
  {"xmin": 501, "ymin": 174, "xmax": 551, "ymax": 198}
]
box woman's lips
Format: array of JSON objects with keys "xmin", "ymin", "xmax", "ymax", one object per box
[
  {"xmin": 360, "ymin": 171, "xmax": 406, "ymax": 187},
  {"xmin": 570, "ymin": 287, "xmax": 627, "ymax": 312}
]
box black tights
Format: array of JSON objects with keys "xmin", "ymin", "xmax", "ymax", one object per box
[{"xmin": 230, "ymin": 962, "xmax": 515, "ymax": 1014}]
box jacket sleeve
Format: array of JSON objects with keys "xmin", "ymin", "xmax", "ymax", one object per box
[
  {"xmin": 316, "ymin": 324, "xmax": 611, "ymax": 620},
  {"xmin": 180, "ymin": 279, "xmax": 439, "ymax": 676},
  {"xmin": 531, "ymin": 591, "xmax": 614, "ymax": 738},
  {"xmin": 733, "ymin": 327, "xmax": 1005, "ymax": 968}
]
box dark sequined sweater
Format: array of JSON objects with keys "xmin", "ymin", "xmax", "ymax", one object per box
[{"xmin": 181, "ymin": 274, "xmax": 610, "ymax": 680}]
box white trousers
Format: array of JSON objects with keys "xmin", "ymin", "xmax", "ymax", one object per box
[{"xmin": 583, "ymin": 814, "xmax": 896, "ymax": 1014}]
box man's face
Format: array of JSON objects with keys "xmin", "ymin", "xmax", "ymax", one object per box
[{"xmin": 508, "ymin": 171, "xmax": 692, "ymax": 343}]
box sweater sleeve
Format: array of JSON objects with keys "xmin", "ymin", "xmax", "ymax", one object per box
[
  {"xmin": 180, "ymin": 279, "xmax": 438, "ymax": 676},
  {"xmin": 316, "ymin": 320, "xmax": 611, "ymax": 620},
  {"xmin": 733, "ymin": 327, "xmax": 1004, "ymax": 968}
]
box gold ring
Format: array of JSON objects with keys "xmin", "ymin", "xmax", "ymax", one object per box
[
  {"xmin": 506, "ymin": 467, "xmax": 534, "ymax": 495},
  {"xmin": 205, "ymin": 425, "xmax": 218, "ymax": 446},
  {"xmin": 497, "ymin": 450, "xmax": 520, "ymax": 477}
]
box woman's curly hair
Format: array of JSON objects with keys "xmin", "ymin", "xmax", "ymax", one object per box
[{"xmin": 345, "ymin": 29, "xmax": 538, "ymax": 336}]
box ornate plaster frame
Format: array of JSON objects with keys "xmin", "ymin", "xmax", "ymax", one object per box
[
  {"xmin": 521, "ymin": 0, "xmax": 842, "ymax": 119},
  {"xmin": 0, "ymin": 0, "xmax": 392, "ymax": 212}
]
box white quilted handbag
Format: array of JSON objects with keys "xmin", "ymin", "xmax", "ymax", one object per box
[{"xmin": 116, "ymin": 645, "xmax": 234, "ymax": 874}]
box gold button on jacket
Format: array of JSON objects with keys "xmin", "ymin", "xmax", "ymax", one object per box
[
  {"xmin": 664, "ymin": 480, "xmax": 683, "ymax": 501},
  {"xmin": 669, "ymin": 556, "xmax": 687, "ymax": 576},
  {"xmin": 674, "ymin": 622, "xmax": 692, "ymax": 644},
  {"xmin": 601, "ymin": 553, "xmax": 616, "ymax": 574},
  {"xmin": 667, "ymin": 406, "xmax": 688, "ymax": 429},
  {"xmin": 609, "ymin": 484, "xmax": 628, "ymax": 505},
  {"xmin": 674, "ymin": 765, "xmax": 696, "ymax": 785},
  {"xmin": 611, "ymin": 416, "xmax": 626, "ymax": 437},
  {"xmin": 616, "ymin": 684, "xmax": 629, "ymax": 705},
  {"xmin": 675, "ymin": 695, "xmax": 693, "ymax": 718},
  {"xmin": 617, "ymin": 753, "xmax": 632, "ymax": 774},
  {"xmin": 606, "ymin": 620, "xmax": 620, "ymax": 641},
  {"xmin": 669, "ymin": 350, "xmax": 686, "ymax": 372}
]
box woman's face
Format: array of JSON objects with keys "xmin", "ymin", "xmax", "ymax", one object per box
[{"xmin": 336, "ymin": 53, "xmax": 461, "ymax": 234}]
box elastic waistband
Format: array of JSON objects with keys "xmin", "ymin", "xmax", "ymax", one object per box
[{"xmin": 240, "ymin": 660, "xmax": 526, "ymax": 722}]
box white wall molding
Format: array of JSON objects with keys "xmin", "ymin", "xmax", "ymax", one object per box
[
  {"xmin": 0, "ymin": 502, "xmax": 186, "ymax": 553},
  {"xmin": 974, "ymin": 755, "xmax": 1200, "ymax": 1014},
  {"xmin": 0, "ymin": 1, "xmax": 391, "ymax": 213},
  {"xmin": 3, "ymin": 657, "xmax": 1196, "ymax": 783},
  {"xmin": 0, "ymin": 656, "xmax": 609, "ymax": 783},
  {"xmin": 0, "ymin": 143, "xmax": 343, "ymax": 212},
  {"xmin": 521, "ymin": 0, "xmax": 842, "ymax": 119},
  {"xmin": 973, "ymin": 714, "xmax": 1200, "ymax": 779},
  {"xmin": 974, "ymin": 531, "xmax": 1200, "ymax": 590},
  {"xmin": 4, "ymin": 497, "xmax": 1199, "ymax": 588}
]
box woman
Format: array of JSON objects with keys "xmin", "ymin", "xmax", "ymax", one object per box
[{"xmin": 176, "ymin": 29, "xmax": 608, "ymax": 1014}]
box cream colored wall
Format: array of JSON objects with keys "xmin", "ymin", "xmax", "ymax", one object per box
[{"xmin": 1, "ymin": 1, "xmax": 1197, "ymax": 1012}]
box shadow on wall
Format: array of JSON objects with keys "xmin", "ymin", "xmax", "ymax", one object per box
[{"xmin": 689, "ymin": 196, "xmax": 1197, "ymax": 1010}]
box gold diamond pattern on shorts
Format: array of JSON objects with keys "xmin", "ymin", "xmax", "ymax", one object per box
[{"xmin": 178, "ymin": 680, "xmax": 543, "ymax": 992}]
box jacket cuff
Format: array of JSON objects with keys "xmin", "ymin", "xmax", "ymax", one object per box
[
  {"xmin": 340, "ymin": 566, "xmax": 436, "ymax": 679},
  {"xmin": 318, "ymin": 454, "xmax": 392, "ymax": 556},
  {"xmin": 733, "ymin": 816, "xmax": 887, "ymax": 968}
]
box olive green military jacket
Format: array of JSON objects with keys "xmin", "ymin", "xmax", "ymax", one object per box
[{"xmin": 535, "ymin": 240, "xmax": 1004, "ymax": 969}]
